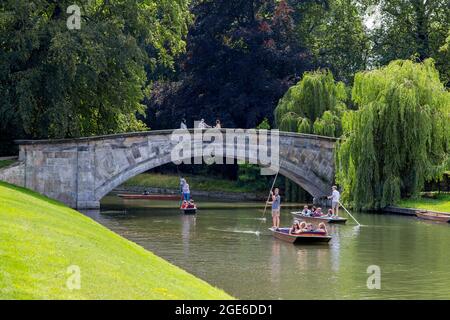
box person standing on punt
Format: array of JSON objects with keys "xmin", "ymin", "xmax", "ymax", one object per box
[
  {"xmin": 267, "ymin": 188, "xmax": 281, "ymax": 230},
  {"xmin": 328, "ymin": 186, "xmax": 340, "ymax": 217},
  {"xmin": 182, "ymin": 180, "xmax": 191, "ymax": 201}
]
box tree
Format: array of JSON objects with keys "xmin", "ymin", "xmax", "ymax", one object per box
[
  {"xmin": 362, "ymin": 0, "xmax": 449, "ymax": 86},
  {"xmin": 0, "ymin": 0, "xmax": 191, "ymax": 144},
  {"xmin": 295, "ymin": 0, "xmax": 370, "ymax": 84},
  {"xmin": 274, "ymin": 70, "xmax": 347, "ymax": 137},
  {"xmin": 336, "ymin": 59, "xmax": 450, "ymax": 210},
  {"xmin": 436, "ymin": 31, "xmax": 450, "ymax": 88},
  {"xmin": 146, "ymin": 0, "xmax": 320, "ymax": 129}
]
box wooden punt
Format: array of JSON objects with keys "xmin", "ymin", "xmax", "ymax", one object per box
[
  {"xmin": 117, "ymin": 194, "xmax": 180, "ymax": 200},
  {"xmin": 291, "ymin": 212, "xmax": 347, "ymax": 224},
  {"xmin": 416, "ymin": 211, "xmax": 450, "ymax": 223},
  {"xmin": 181, "ymin": 207, "xmax": 197, "ymax": 215},
  {"xmin": 269, "ymin": 228, "xmax": 331, "ymax": 244}
]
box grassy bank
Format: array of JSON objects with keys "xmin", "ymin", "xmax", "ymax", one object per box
[
  {"xmin": 0, "ymin": 181, "xmax": 232, "ymax": 299},
  {"xmin": 122, "ymin": 173, "xmax": 262, "ymax": 193},
  {"xmin": 397, "ymin": 194, "xmax": 450, "ymax": 213},
  {"xmin": 0, "ymin": 160, "xmax": 15, "ymax": 169}
]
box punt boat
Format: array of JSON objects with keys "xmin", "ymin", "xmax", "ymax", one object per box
[
  {"xmin": 269, "ymin": 227, "xmax": 331, "ymax": 244},
  {"xmin": 416, "ymin": 211, "xmax": 450, "ymax": 223},
  {"xmin": 181, "ymin": 207, "xmax": 197, "ymax": 215},
  {"xmin": 291, "ymin": 212, "xmax": 347, "ymax": 224}
]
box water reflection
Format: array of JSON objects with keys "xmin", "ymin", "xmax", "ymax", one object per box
[{"xmin": 181, "ymin": 215, "xmax": 196, "ymax": 257}]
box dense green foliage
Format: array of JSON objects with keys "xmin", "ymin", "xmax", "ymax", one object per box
[
  {"xmin": 146, "ymin": 0, "xmax": 321, "ymax": 129},
  {"xmin": 0, "ymin": 0, "xmax": 190, "ymax": 141},
  {"xmin": 362, "ymin": 0, "xmax": 449, "ymax": 86},
  {"xmin": 438, "ymin": 31, "xmax": 450, "ymax": 87},
  {"xmin": 297, "ymin": 0, "xmax": 370, "ymax": 83},
  {"xmin": 0, "ymin": 182, "xmax": 232, "ymax": 299},
  {"xmin": 274, "ymin": 70, "xmax": 347, "ymax": 137},
  {"xmin": 336, "ymin": 59, "xmax": 450, "ymax": 210}
]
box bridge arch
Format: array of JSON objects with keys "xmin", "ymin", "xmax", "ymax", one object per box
[{"xmin": 0, "ymin": 129, "xmax": 337, "ymax": 208}]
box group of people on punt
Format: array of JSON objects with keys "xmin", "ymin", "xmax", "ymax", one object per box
[
  {"xmin": 181, "ymin": 199, "xmax": 196, "ymax": 209},
  {"xmin": 289, "ymin": 220, "xmax": 327, "ymax": 235},
  {"xmin": 266, "ymin": 185, "xmax": 341, "ymax": 235},
  {"xmin": 300, "ymin": 186, "xmax": 341, "ymax": 218},
  {"xmin": 300, "ymin": 206, "xmax": 334, "ymax": 218}
]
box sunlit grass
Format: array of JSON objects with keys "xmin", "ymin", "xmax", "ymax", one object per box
[
  {"xmin": 0, "ymin": 181, "xmax": 232, "ymax": 300},
  {"xmin": 397, "ymin": 194, "xmax": 450, "ymax": 213}
]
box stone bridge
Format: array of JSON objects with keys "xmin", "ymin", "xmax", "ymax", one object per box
[{"xmin": 0, "ymin": 129, "xmax": 337, "ymax": 209}]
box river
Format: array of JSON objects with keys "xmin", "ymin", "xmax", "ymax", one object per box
[{"xmin": 88, "ymin": 195, "xmax": 450, "ymax": 299}]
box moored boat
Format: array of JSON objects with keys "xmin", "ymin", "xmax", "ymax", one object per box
[
  {"xmin": 291, "ymin": 212, "xmax": 347, "ymax": 224},
  {"xmin": 269, "ymin": 227, "xmax": 331, "ymax": 244},
  {"xmin": 117, "ymin": 194, "xmax": 180, "ymax": 200},
  {"xmin": 416, "ymin": 211, "xmax": 450, "ymax": 223}
]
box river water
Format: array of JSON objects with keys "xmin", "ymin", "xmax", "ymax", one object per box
[{"xmin": 91, "ymin": 195, "xmax": 450, "ymax": 299}]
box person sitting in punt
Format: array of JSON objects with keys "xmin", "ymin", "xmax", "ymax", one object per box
[
  {"xmin": 327, "ymin": 209, "xmax": 333, "ymax": 217},
  {"xmin": 313, "ymin": 207, "xmax": 323, "ymax": 217},
  {"xmin": 301, "ymin": 205, "xmax": 311, "ymax": 216},
  {"xmin": 306, "ymin": 223, "xmax": 315, "ymax": 232},
  {"xmin": 187, "ymin": 199, "xmax": 196, "ymax": 208},
  {"xmin": 299, "ymin": 221, "xmax": 308, "ymax": 232},
  {"xmin": 290, "ymin": 220, "xmax": 301, "ymax": 235},
  {"xmin": 181, "ymin": 200, "xmax": 188, "ymax": 209},
  {"xmin": 318, "ymin": 222, "xmax": 328, "ymax": 234},
  {"xmin": 310, "ymin": 206, "xmax": 317, "ymax": 216}
]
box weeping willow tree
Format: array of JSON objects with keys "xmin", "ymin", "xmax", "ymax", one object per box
[
  {"xmin": 336, "ymin": 59, "xmax": 450, "ymax": 210},
  {"xmin": 274, "ymin": 70, "xmax": 348, "ymax": 201},
  {"xmin": 275, "ymin": 70, "xmax": 347, "ymax": 137}
]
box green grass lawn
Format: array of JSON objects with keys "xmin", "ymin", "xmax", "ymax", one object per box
[
  {"xmin": 123, "ymin": 172, "xmax": 262, "ymax": 193},
  {"xmin": 0, "ymin": 160, "xmax": 15, "ymax": 169},
  {"xmin": 397, "ymin": 194, "xmax": 450, "ymax": 213},
  {"xmin": 0, "ymin": 181, "xmax": 232, "ymax": 299}
]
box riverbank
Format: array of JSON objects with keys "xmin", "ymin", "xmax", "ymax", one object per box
[
  {"xmin": 397, "ymin": 194, "xmax": 450, "ymax": 213},
  {"xmin": 0, "ymin": 181, "xmax": 232, "ymax": 299},
  {"xmin": 120, "ymin": 173, "xmax": 266, "ymax": 201}
]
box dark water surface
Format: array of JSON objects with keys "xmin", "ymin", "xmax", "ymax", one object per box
[{"xmin": 90, "ymin": 196, "xmax": 450, "ymax": 299}]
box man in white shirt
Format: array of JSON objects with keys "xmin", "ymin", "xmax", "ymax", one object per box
[{"xmin": 328, "ymin": 185, "xmax": 340, "ymax": 216}]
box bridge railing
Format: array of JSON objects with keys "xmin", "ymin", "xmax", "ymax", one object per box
[{"xmin": 15, "ymin": 129, "xmax": 339, "ymax": 145}]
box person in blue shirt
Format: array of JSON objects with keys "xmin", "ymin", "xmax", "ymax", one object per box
[{"xmin": 267, "ymin": 188, "xmax": 281, "ymax": 229}]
